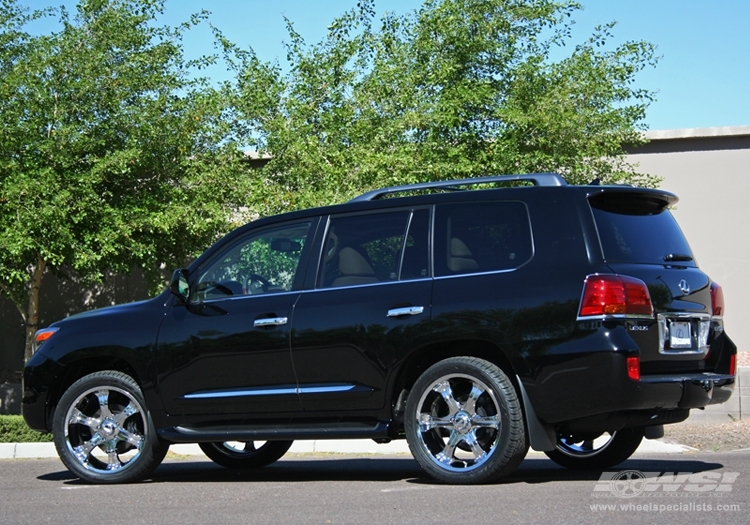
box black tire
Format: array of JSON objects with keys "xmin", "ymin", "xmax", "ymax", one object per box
[
  {"xmin": 404, "ymin": 357, "xmax": 528, "ymax": 484},
  {"xmin": 544, "ymin": 427, "xmax": 644, "ymax": 470},
  {"xmin": 199, "ymin": 440, "xmax": 293, "ymax": 469},
  {"xmin": 53, "ymin": 371, "xmax": 169, "ymax": 484}
]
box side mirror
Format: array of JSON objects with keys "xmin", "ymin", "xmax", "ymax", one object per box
[{"xmin": 169, "ymin": 269, "xmax": 190, "ymax": 303}]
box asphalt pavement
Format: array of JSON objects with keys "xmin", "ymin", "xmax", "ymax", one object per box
[{"xmin": 1, "ymin": 451, "xmax": 747, "ymax": 525}]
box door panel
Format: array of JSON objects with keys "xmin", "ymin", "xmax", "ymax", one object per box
[
  {"xmin": 291, "ymin": 208, "xmax": 432, "ymax": 413},
  {"xmin": 156, "ymin": 221, "xmax": 313, "ymax": 417},
  {"xmin": 291, "ymin": 281, "xmax": 432, "ymax": 412},
  {"xmin": 157, "ymin": 294, "xmax": 302, "ymax": 416}
]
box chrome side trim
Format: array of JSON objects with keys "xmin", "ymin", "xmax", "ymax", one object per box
[
  {"xmin": 576, "ymin": 313, "xmax": 654, "ymax": 322},
  {"xmin": 183, "ymin": 383, "xmax": 367, "ymax": 400}
]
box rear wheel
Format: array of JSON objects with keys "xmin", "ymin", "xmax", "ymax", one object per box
[
  {"xmin": 53, "ymin": 371, "xmax": 169, "ymax": 484},
  {"xmin": 544, "ymin": 428, "xmax": 644, "ymax": 470},
  {"xmin": 404, "ymin": 357, "xmax": 527, "ymax": 484},
  {"xmin": 199, "ymin": 440, "xmax": 293, "ymax": 469}
]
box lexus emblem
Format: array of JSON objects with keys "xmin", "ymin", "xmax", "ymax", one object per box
[{"xmin": 678, "ymin": 279, "xmax": 690, "ymax": 295}]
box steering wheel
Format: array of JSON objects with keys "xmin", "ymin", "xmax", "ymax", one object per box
[{"xmin": 244, "ymin": 273, "xmax": 271, "ymax": 294}]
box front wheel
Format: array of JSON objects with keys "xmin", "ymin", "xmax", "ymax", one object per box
[
  {"xmin": 404, "ymin": 357, "xmax": 528, "ymax": 484},
  {"xmin": 544, "ymin": 427, "xmax": 644, "ymax": 470},
  {"xmin": 53, "ymin": 371, "xmax": 169, "ymax": 484},
  {"xmin": 199, "ymin": 440, "xmax": 293, "ymax": 469}
]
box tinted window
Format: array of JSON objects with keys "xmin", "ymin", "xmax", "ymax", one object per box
[
  {"xmin": 196, "ymin": 222, "xmax": 311, "ymax": 300},
  {"xmin": 319, "ymin": 210, "xmax": 429, "ymax": 287},
  {"xmin": 591, "ymin": 204, "xmax": 695, "ymax": 266},
  {"xmin": 434, "ymin": 202, "xmax": 533, "ymax": 277}
]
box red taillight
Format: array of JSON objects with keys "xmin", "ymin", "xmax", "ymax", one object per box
[
  {"xmin": 579, "ymin": 275, "xmax": 653, "ymax": 317},
  {"xmin": 710, "ymin": 282, "xmax": 724, "ymax": 317},
  {"xmin": 627, "ymin": 356, "xmax": 641, "ymax": 381},
  {"xmin": 729, "ymin": 354, "xmax": 736, "ymax": 376}
]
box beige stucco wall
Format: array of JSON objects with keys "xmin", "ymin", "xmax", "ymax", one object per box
[{"xmin": 627, "ymin": 130, "xmax": 750, "ymax": 356}]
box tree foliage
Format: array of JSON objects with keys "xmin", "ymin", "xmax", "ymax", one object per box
[
  {"xmin": 228, "ymin": 0, "xmax": 659, "ymax": 213},
  {"xmin": 1, "ymin": 0, "xmax": 661, "ymax": 362},
  {"xmin": 0, "ymin": 0, "xmax": 251, "ymax": 359}
]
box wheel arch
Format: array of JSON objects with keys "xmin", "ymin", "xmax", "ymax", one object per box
[
  {"xmin": 45, "ymin": 354, "xmax": 143, "ymax": 429},
  {"xmin": 391, "ymin": 339, "xmax": 555, "ymax": 451},
  {"xmin": 393, "ymin": 339, "xmax": 519, "ymax": 403}
]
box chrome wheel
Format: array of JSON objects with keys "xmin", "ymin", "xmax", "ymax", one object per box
[
  {"xmin": 414, "ymin": 373, "xmax": 501, "ymax": 471},
  {"xmin": 53, "ymin": 371, "xmax": 168, "ymax": 483},
  {"xmin": 545, "ymin": 427, "xmax": 644, "ymax": 470},
  {"xmin": 405, "ymin": 357, "xmax": 527, "ymax": 484},
  {"xmin": 199, "ymin": 440, "xmax": 293, "ymax": 469},
  {"xmin": 557, "ymin": 432, "xmax": 618, "ymax": 458}
]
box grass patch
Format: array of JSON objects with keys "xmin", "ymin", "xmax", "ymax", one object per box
[{"xmin": 0, "ymin": 415, "xmax": 53, "ymax": 443}]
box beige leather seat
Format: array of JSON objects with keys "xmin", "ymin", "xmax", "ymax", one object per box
[
  {"xmin": 448, "ymin": 238, "xmax": 478, "ymax": 272},
  {"xmin": 331, "ymin": 247, "xmax": 379, "ymax": 286}
]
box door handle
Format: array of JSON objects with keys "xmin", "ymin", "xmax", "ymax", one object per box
[
  {"xmin": 254, "ymin": 316, "xmax": 288, "ymax": 327},
  {"xmin": 387, "ymin": 306, "xmax": 424, "ymax": 318}
]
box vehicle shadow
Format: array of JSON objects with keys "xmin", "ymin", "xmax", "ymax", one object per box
[{"xmin": 37, "ymin": 454, "xmax": 732, "ymax": 486}]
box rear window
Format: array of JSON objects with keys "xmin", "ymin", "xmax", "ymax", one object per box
[{"xmin": 590, "ymin": 194, "xmax": 695, "ymax": 266}]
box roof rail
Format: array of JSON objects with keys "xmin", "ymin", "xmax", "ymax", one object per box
[{"xmin": 349, "ymin": 173, "xmax": 567, "ymax": 202}]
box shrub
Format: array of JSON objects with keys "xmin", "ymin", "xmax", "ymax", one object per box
[{"xmin": 0, "ymin": 415, "xmax": 53, "ymax": 443}]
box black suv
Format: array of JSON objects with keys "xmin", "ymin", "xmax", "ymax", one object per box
[{"xmin": 23, "ymin": 174, "xmax": 736, "ymax": 484}]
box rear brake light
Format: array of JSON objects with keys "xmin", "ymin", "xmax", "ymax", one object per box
[
  {"xmin": 710, "ymin": 282, "xmax": 724, "ymax": 317},
  {"xmin": 626, "ymin": 356, "xmax": 641, "ymax": 381},
  {"xmin": 579, "ymin": 274, "xmax": 653, "ymax": 317},
  {"xmin": 729, "ymin": 354, "xmax": 736, "ymax": 376}
]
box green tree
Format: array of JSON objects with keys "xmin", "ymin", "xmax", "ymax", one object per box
[
  {"xmin": 0, "ymin": 0, "xmax": 251, "ymax": 360},
  {"xmin": 229, "ymin": 0, "xmax": 659, "ymax": 213}
]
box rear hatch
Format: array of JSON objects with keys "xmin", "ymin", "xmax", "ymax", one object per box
[{"xmin": 588, "ymin": 188, "xmax": 727, "ymax": 374}]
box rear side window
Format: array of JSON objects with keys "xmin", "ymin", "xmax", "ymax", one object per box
[
  {"xmin": 318, "ymin": 209, "xmax": 430, "ymax": 287},
  {"xmin": 434, "ymin": 201, "xmax": 533, "ymax": 277},
  {"xmin": 590, "ymin": 194, "xmax": 695, "ymax": 266}
]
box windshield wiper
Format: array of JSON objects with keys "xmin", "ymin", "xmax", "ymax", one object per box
[{"xmin": 664, "ymin": 253, "xmax": 693, "ymax": 262}]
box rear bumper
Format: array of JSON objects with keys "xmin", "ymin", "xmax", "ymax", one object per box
[{"xmin": 525, "ymin": 329, "xmax": 736, "ymax": 426}]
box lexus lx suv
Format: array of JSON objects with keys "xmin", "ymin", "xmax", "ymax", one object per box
[{"xmin": 23, "ymin": 174, "xmax": 736, "ymax": 484}]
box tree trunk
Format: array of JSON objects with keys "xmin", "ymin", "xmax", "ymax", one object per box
[{"xmin": 24, "ymin": 257, "xmax": 47, "ymax": 362}]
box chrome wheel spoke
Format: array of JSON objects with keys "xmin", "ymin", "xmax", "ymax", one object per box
[
  {"xmin": 471, "ymin": 414, "xmax": 499, "ymax": 429},
  {"xmin": 73, "ymin": 433, "xmax": 105, "ymax": 462},
  {"xmin": 240, "ymin": 442, "xmax": 257, "ymax": 452},
  {"xmin": 432, "ymin": 380, "xmax": 461, "ymax": 416},
  {"xmin": 418, "ymin": 413, "xmax": 454, "ymax": 432},
  {"xmin": 462, "ymin": 383, "xmax": 485, "ymax": 414},
  {"xmin": 105, "ymin": 451, "xmax": 122, "ymax": 470},
  {"xmin": 95, "ymin": 390, "xmax": 114, "ymax": 419},
  {"xmin": 436, "ymin": 430, "xmax": 463, "ymax": 464},
  {"xmin": 113, "ymin": 401, "xmax": 140, "ymax": 426},
  {"xmin": 68, "ymin": 408, "xmax": 100, "ymax": 431},
  {"xmin": 117, "ymin": 428, "xmax": 143, "ymax": 449},
  {"xmin": 464, "ymin": 431, "xmax": 487, "ymax": 461}
]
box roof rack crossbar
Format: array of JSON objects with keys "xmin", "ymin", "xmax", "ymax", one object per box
[{"xmin": 349, "ymin": 173, "xmax": 567, "ymax": 202}]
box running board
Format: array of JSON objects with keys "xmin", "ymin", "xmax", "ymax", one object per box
[{"xmin": 158, "ymin": 421, "xmax": 392, "ymax": 443}]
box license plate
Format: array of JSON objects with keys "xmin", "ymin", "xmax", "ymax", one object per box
[{"xmin": 669, "ymin": 321, "xmax": 692, "ymax": 348}]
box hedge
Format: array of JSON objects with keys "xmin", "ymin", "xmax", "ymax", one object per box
[{"xmin": 0, "ymin": 415, "xmax": 53, "ymax": 443}]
